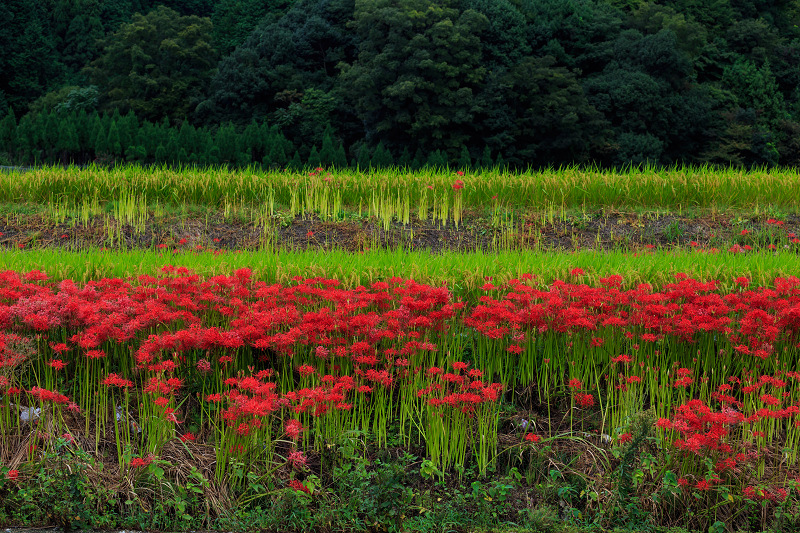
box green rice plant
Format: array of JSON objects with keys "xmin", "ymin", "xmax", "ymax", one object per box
[
  {"xmin": 6, "ymin": 247, "xmax": 800, "ymax": 293},
  {"xmin": 6, "ymin": 165, "xmax": 800, "ymax": 240}
]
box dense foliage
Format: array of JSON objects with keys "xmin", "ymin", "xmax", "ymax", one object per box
[{"xmin": 3, "ymin": 0, "xmax": 800, "ymax": 169}]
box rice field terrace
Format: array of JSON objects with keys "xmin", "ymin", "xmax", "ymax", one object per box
[
  {"xmin": 1, "ymin": 165, "xmax": 800, "ymax": 254},
  {"xmin": 2, "ymin": 166, "xmax": 800, "ymax": 533}
]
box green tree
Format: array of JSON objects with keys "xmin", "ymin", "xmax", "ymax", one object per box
[
  {"xmin": 725, "ymin": 18, "xmax": 782, "ymax": 62},
  {"xmin": 480, "ymin": 146, "xmax": 492, "ymax": 168},
  {"xmin": 267, "ymin": 135, "xmax": 289, "ymax": 167},
  {"xmin": 215, "ymin": 123, "xmax": 239, "ymax": 164},
  {"xmin": 154, "ymin": 143, "xmax": 168, "ymax": 163},
  {"xmin": 340, "ymin": 0, "xmax": 488, "ymax": 157},
  {"xmin": 56, "ymin": 114, "xmax": 80, "ymax": 162},
  {"xmin": 398, "ymin": 147, "xmax": 412, "ymax": 168},
  {"xmin": 178, "ymin": 121, "xmax": 198, "ymax": 159},
  {"xmin": 356, "ymin": 143, "xmax": 371, "ymax": 170},
  {"xmin": 308, "ymin": 145, "xmax": 321, "ymax": 167},
  {"xmin": 520, "ymin": 0, "xmax": 623, "ymax": 77},
  {"xmin": 198, "ymin": 0, "xmax": 357, "ymax": 133},
  {"xmin": 288, "ymin": 149, "xmax": 302, "ymax": 169},
  {"xmin": 0, "ymin": 0, "xmax": 64, "ymax": 114},
  {"xmin": 318, "ymin": 126, "xmax": 337, "ymax": 167},
  {"xmin": 458, "ymin": 0, "xmax": 529, "ymax": 68},
  {"xmin": 88, "ymin": 6, "xmax": 218, "ymax": 123},
  {"xmin": 371, "ymin": 141, "xmax": 393, "ymax": 168},
  {"xmin": 426, "ymin": 149, "xmax": 448, "ymax": 169},
  {"xmin": 332, "ymin": 141, "xmax": 348, "ymax": 168},
  {"xmin": 721, "ymin": 58, "xmax": 786, "ymax": 128},
  {"xmin": 411, "ymin": 147, "xmax": 425, "ymax": 170},
  {"xmin": 107, "ymin": 120, "xmax": 122, "ymax": 156},
  {"xmin": 476, "ymin": 55, "xmax": 610, "ymax": 167},
  {"xmin": 457, "ymin": 145, "xmax": 472, "ymax": 169},
  {"xmin": 62, "ymin": 4, "xmax": 104, "ymax": 76},
  {"xmin": 94, "ymin": 121, "xmax": 109, "ymax": 156},
  {"xmin": 629, "ymin": 3, "xmax": 707, "ymax": 58},
  {"xmin": 0, "ymin": 109, "xmax": 17, "ymax": 156},
  {"xmin": 212, "ymin": 0, "xmax": 291, "ymax": 56}
]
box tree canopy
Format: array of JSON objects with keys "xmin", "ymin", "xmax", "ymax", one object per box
[{"xmin": 3, "ymin": 0, "xmax": 800, "ymax": 170}]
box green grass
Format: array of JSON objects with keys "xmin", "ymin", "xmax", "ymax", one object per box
[
  {"xmin": 3, "ymin": 247, "xmax": 799, "ymax": 292},
  {"xmin": 2, "ymin": 164, "xmax": 800, "ymax": 213}
]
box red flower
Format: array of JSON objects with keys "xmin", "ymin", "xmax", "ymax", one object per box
[
  {"xmin": 298, "ymin": 364, "xmax": 315, "ymax": 377},
  {"xmin": 285, "ymin": 419, "xmax": 304, "ymax": 440},
  {"xmin": 618, "ymin": 433, "xmax": 632, "ymax": 444},
  {"xmin": 48, "ymin": 359, "xmax": 67, "ymax": 370},
  {"xmin": 130, "ymin": 455, "xmax": 155, "ymax": 468},
  {"xmin": 288, "ymin": 450, "xmax": 308, "ymax": 470},
  {"xmin": 180, "ymin": 432, "xmax": 196, "ymax": 442},
  {"xmin": 525, "ymin": 433, "xmax": 541, "ymax": 443},
  {"xmin": 288, "ymin": 479, "xmax": 310, "ymax": 494},
  {"xmin": 452, "ymin": 179, "xmax": 464, "ymax": 190},
  {"xmin": 6, "ymin": 469, "xmax": 19, "ymax": 481},
  {"xmin": 575, "ymin": 393, "xmax": 594, "ymax": 408}
]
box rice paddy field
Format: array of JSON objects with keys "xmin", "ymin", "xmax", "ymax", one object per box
[{"xmin": 2, "ymin": 165, "xmax": 800, "ymax": 533}]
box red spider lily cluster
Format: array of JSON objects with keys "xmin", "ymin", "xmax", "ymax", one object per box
[{"xmin": 1, "ymin": 268, "xmax": 800, "ymax": 494}]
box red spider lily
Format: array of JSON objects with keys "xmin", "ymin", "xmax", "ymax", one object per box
[
  {"xmin": 28, "ymin": 386, "xmax": 70, "ymax": 404},
  {"xmin": 180, "ymin": 432, "xmax": 196, "ymax": 442},
  {"xmin": 452, "ymin": 180, "xmax": 464, "ymax": 190},
  {"xmin": 525, "ymin": 433, "xmax": 540, "ymax": 443},
  {"xmin": 285, "ymin": 419, "xmax": 304, "ymax": 440},
  {"xmin": 4, "ymin": 267, "xmax": 800, "ymax": 491},
  {"xmin": 288, "ymin": 450, "xmax": 308, "ymax": 470},
  {"xmin": 48, "ymin": 359, "xmax": 67, "ymax": 370},
  {"xmin": 744, "ymin": 486, "xmax": 788, "ymax": 502},
  {"xmin": 130, "ymin": 455, "xmax": 156, "ymax": 468},
  {"xmin": 288, "ymin": 479, "xmax": 310, "ymax": 494},
  {"xmin": 575, "ymin": 393, "xmax": 594, "ymax": 408},
  {"xmin": 49, "ymin": 343, "xmax": 69, "ymax": 353},
  {"xmin": 695, "ymin": 479, "xmax": 711, "ymax": 491}
]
